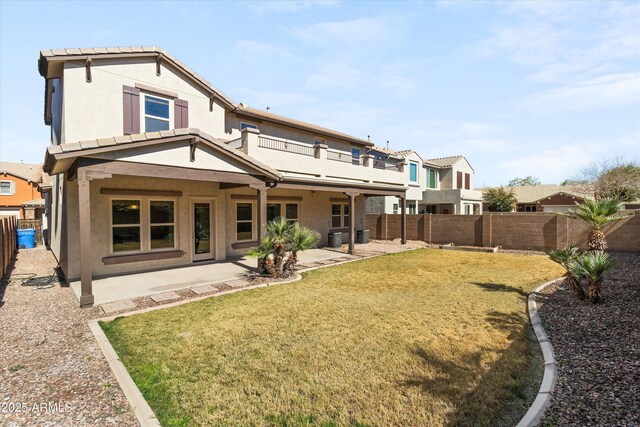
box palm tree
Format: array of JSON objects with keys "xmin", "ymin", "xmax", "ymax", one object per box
[
  {"xmin": 563, "ymin": 198, "xmax": 623, "ymax": 252},
  {"xmin": 246, "ymin": 235, "xmax": 276, "ymax": 277},
  {"xmin": 571, "ymin": 252, "xmax": 615, "ymax": 303},
  {"xmin": 266, "ymin": 217, "xmax": 294, "ymax": 276},
  {"xmin": 282, "ymin": 224, "xmax": 320, "ymax": 275},
  {"xmin": 547, "ymin": 246, "xmax": 585, "ymax": 299}
]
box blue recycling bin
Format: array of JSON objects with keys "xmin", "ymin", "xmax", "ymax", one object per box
[{"xmin": 17, "ymin": 228, "xmax": 36, "ymax": 249}]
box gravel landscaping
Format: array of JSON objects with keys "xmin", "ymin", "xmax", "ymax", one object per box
[
  {"xmin": 0, "ymin": 247, "xmax": 137, "ymax": 426},
  {"xmin": 537, "ymin": 251, "xmax": 640, "ymax": 426}
]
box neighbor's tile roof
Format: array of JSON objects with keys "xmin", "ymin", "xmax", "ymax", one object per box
[
  {"xmin": 478, "ymin": 184, "xmax": 588, "ymax": 203},
  {"xmin": 0, "ymin": 162, "xmax": 45, "ymax": 183},
  {"xmin": 367, "ymin": 146, "xmax": 414, "ymax": 159},
  {"xmin": 424, "ymin": 155, "xmax": 465, "ymax": 168}
]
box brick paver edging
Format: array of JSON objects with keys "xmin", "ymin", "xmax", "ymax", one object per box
[{"xmin": 516, "ymin": 278, "xmax": 563, "ymax": 427}]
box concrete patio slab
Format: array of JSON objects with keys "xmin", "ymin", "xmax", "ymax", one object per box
[{"xmin": 70, "ymin": 249, "xmax": 346, "ymax": 305}]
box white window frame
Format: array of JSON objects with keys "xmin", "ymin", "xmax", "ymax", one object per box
[
  {"xmin": 0, "ymin": 180, "xmax": 13, "ymax": 195},
  {"xmin": 408, "ymin": 203, "xmax": 417, "ymax": 215},
  {"xmin": 110, "ymin": 198, "xmax": 142, "ymax": 255},
  {"xmin": 351, "ymin": 147, "xmax": 361, "ymax": 165},
  {"xmin": 465, "ymin": 204, "xmax": 471, "ymax": 215},
  {"xmin": 109, "ymin": 197, "xmax": 179, "ymax": 255},
  {"xmin": 428, "ymin": 169, "xmax": 438, "ymax": 189},
  {"xmin": 148, "ymin": 199, "xmax": 178, "ymax": 252},
  {"xmin": 236, "ymin": 201, "xmax": 255, "ymax": 242},
  {"xmin": 331, "ymin": 203, "xmax": 350, "ymax": 229},
  {"xmin": 392, "ymin": 203, "xmax": 399, "ymax": 214},
  {"xmin": 409, "ymin": 162, "xmax": 419, "ymax": 184},
  {"xmin": 141, "ymin": 93, "xmax": 172, "ymax": 132}
]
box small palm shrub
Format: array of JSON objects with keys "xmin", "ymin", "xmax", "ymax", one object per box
[
  {"xmin": 569, "ymin": 252, "xmax": 615, "ymax": 303},
  {"xmin": 563, "ymin": 199, "xmax": 623, "ymax": 252},
  {"xmin": 247, "ymin": 217, "xmax": 320, "ymax": 278},
  {"xmin": 547, "ymin": 246, "xmax": 585, "ymax": 300}
]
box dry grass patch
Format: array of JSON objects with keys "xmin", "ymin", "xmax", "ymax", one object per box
[{"xmin": 101, "ymin": 249, "xmax": 563, "ymax": 426}]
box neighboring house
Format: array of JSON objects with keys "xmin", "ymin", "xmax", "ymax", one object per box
[
  {"xmin": 38, "ymin": 46, "xmax": 410, "ymax": 306},
  {"xmin": 366, "ymin": 151, "xmax": 483, "ymax": 215},
  {"xmin": 0, "ymin": 162, "xmax": 48, "ymax": 219},
  {"xmin": 480, "ymin": 184, "xmax": 586, "ymax": 213}
]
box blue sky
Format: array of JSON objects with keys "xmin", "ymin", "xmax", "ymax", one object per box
[{"xmin": 1, "ymin": 0, "xmax": 638, "ymax": 186}]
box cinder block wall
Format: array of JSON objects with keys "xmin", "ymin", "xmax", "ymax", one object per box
[{"xmin": 365, "ymin": 213, "xmax": 640, "ymax": 251}]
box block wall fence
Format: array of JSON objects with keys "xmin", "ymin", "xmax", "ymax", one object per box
[{"xmin": 366, "ymin": 212, "xmax": 640, "ymax": 252}]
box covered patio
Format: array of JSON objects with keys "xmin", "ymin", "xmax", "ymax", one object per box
[{"xmin": 70, "ymin": 248, "xmax": 345, "ymax": 305}]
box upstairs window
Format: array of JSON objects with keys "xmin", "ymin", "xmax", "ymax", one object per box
[
  {"xmin": 351, "ymin": 148, "xmax": 361, "ymax": 165},
  {"xmin": 429, "ymin": 169, "xmax": 437, "ymax": 189},
  {"xmin": 465, "ymin": 173, "xmax": 471, "ymax": 190},
  {"xmin": 0, "ymin": 180, "xmax": 14, "ymax": 195},
  {"xmin": 240, "ymin": 122, "xmax": 258, "ymax": 130},
  {"xmin": 409, "ymin": 162, "xmax": 418, "ymax": 183},
  {"xmin": 144, "ymin": 95, "xmax": 170, "ymax": 132}
]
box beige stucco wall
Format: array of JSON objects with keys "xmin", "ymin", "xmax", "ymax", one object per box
[
  {"xmin": 61, "ymin": 57, "xmax": 227, "ymax": 144},
  {"xmin": 62, "ymin": 175, "xmax": 366, "ymax": 280}
]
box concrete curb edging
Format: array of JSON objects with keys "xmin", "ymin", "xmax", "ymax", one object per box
[
  {"xmin": 88, "ymin": 320, "xmax": 161, "ymax": 427},
  {"xmin": 516, "ymin": 278, "xmax": 563, "ymax": 427}
]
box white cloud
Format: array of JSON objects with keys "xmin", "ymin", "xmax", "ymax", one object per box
[
  {"xmin": 250, "ymin": 0, "xmax": 341, "ymax": 13},
  {"xmin": 293, "ymin": 16, "xmax": 396, "ymax": 47},
  {"xmin": 521, "ymin": 73, "xmax": 640, "ymax": 113},
  {"xmin": 234, "ymin": 40, "xmax": 294, "ymax": 59}
]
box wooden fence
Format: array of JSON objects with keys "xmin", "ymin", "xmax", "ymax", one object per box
[
  {"xmin": 17, "ymin": 219, "xmax": 43, "ymax": 245},
  {"xmin": 1, "ymin": 215, "xmax": 18, "ymax": 278}
]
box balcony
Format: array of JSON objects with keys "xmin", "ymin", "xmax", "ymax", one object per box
[{"xmin": 237, "ymin": 128, "xmax": 406, "ymax": 186}]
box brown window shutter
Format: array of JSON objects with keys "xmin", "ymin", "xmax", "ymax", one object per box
[
  {"xmin": 123, "ymin": 85, "xmax": 140, "ymax": 135},
  {"xmin": 457, "ymin": 171, "xmax": 463, "ymax": 189},
  {"xmin": 174, "ymin": 99, "xmax": 189, "ymax": 129},
  {"xmin": 465, "ymin": 173, "xmax": 470, "ymax": 190}
]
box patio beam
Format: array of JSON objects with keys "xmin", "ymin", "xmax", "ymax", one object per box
[{"xmin": 77, "ymin": 168, "xmax": 94, "ymax": 307}]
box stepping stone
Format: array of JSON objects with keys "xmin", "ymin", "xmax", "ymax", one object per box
[
  {"xmin": 101, "ymin": 299, "xmax": 136, "ymax": 314},
  {"xmin": 224, "ymin": 279, "xmax": 247, "ymax": 289},
  {"xmin": 190, "ymin": 284, "xmax": 218, "ymax": 295},
  {"xmin": 150, "ymin": 291, "xmax": 180, "ymax": 303}
]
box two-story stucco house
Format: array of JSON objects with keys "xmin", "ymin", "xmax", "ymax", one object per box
[
  {"xmin": 38, "ymin": 47, "xmax": 410, "ymax": 307},
  {"xmin": 366, "ymin": 150, "xmax": 483, "ymax": 215}
]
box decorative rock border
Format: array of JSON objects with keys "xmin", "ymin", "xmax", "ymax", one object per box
[{"xmin": 516, "ymin": 278, "xmax": 562, "ymax": 427}]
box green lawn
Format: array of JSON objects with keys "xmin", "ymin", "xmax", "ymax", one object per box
[{"xmin": 101, "ymin": 249, "xmax": 563, "ymax": 426}]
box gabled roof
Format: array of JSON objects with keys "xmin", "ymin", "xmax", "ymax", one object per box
[
  {"xmin": 39, "ymin": 47, "xmax": 236, "ymax": 109},
  {"xmin": 367, "ymin": 146, "xmax": 413, "ymax": 160},
  {"xmin": 234, "ymin": 105, "xmax": 372, "ymax": 147},
  {"xmin": 38, "ymin": 47, "xmax": 373, "ymax": 148},
  {"xmin": 0, "ymin": 162, "xmax": 45, "ymax": 182},
  {"xmin": 423, "ymin": 155, "xmax": 466, "ymax": 168},
  {"xmin": 43, "ymin": 128, "xmax": 282, "ymax": 180}
]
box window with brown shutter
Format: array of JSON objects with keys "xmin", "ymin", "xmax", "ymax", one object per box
[
  {"xmin": 465, "ymin": 173, "xmax": 470, "ymax": 190},
  {"xmin": 457, "ymin": 171, "xmax": 463, "ymax": 189},
  {"xmin": 174, "ymin": 99, "xmax": 189, "ymax": 129},
  {"xmin": 123, "ymin": 85, "xmax": 140, "ymax": 135}
]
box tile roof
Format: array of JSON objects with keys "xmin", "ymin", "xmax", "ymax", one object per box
[
  {"xmin": 39, "ymin": 47, "xmax": 236, "ymax": 108},
  {"xmin": 45, "ymin": 128, "xmax": 282, "ymax": 180},
  {"xmin": 0, "ymin": 162, "xmax": 45, "ymax": 182},
  {"xmin": 367, "ymin": 146, "xmax": 414, "ymax": 159},
  {"xmin": 235, "ymin": 105, "xmax": 372, "ymax": 147},
  {"xmin": 423, "ymin": 155, "xmax": 465, "ymax": 168},
  {"xmin": 39, "ymin": 47, "xmax": 372, "ymax": 147},
  {"xmin": 478, "ymin": 184, "xmax": 588, "ymax": 203},
  {"xmin": 22, "ymin": 198, "xmax": 45, "ymax": 207}
]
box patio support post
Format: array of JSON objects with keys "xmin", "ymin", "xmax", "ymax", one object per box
[
  {"xmin": 345, "ymin": 191, "xmax": 358, "ymax": 255},
  {"xmin": 251, "ymin": 183, "xmax": 268, "ymax": 241},
  {"xmin": 400, "ymin": 196, "xmax": 407, "ymax": 244},
  {"xmin": 77, "ymin": 168, "xmax": 94, "ymax": 307}
]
